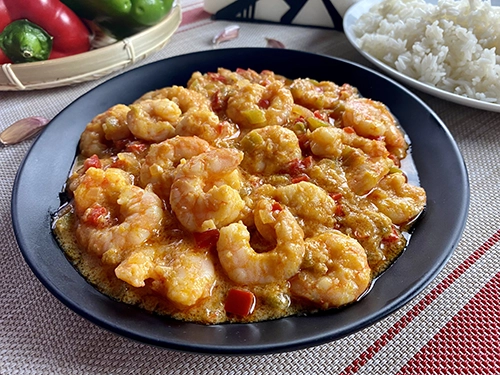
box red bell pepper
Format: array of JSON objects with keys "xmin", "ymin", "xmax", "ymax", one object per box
[{"xmin": 0, "ymin": 0, "xmax": 90, "ymax": 64}]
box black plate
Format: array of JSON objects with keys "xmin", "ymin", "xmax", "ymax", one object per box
[{"xmin": 11, "ymin": 48, "xmax": 469, "ymax": 355}]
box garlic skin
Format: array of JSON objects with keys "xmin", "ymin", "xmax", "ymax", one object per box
[
  {"xmin": 0, "ymin": 116, "xmax": 50, "ymax": 145},
  {"xmin": 213, "ymin": 25, "xmax": 240, "ymax": 45}
]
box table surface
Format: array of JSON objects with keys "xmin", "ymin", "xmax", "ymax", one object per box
[{"xmin": 1, "ymin": 1, "xmax": 498, "ymax": 374}]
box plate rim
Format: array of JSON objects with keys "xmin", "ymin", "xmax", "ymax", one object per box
[
  {"xmin": 10, "ymin": 47, "xmax": 470, "ymax": 355},
  {"xmin": 343, "ymin": 0, "xmax": 500, "ymax": 112}
]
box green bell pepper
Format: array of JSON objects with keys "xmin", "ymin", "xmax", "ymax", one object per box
[
  {"xmin": 61, "ymin": 0, "xmax": 174, "ymax": 39},
  {"xmin": 0, "ymin": 19, "xmax": 53, "ymax": 63}
]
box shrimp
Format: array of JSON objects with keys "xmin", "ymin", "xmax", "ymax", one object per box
[
  {"xmin": 289, "ymin": 79, "xmax": 359, "ymax": 110},
  {"xmin": 239, "ymin": 125, "xmax": 302, "ymax": 175},
  {"xmin": 175, "ymin": 107, "xmax": 238, "ymax": 144},
  {"xmin": 74, "ymin": 167, "xmax": 164, "ymax": 262},
  {"xmin": 342, "ymin": 147, "xmax": 393, "ymax": 196},
  {"xmin": 290, "ymin": 78, "xmax": 341, "ymax": 110},
  {"xmin": 217, "ymin": 199, "xmax": 305, "ymax": 285},
  {"xmin": 127, "ymin": 99, "xmax": 182, "ymax": 142},
  {"xmin": 115, "ymin": 247, "xmax": 216, "ymax": 307},
  {"xmin": 153, "ymin": 251, "xmax": 216, "ymax": 307},
  {"xmin": 79, "ymin": 104, "xmax": 131, "ymax": 157},
  {"xmin": 342, "ymin": 98, "xmax": 407, "ymax": 159},
  {"xmin": 140, "ymin": 136, "xmax": 211, "ymax": 199},
  {"xmin": 226, "ymin": 80, "xmax": 293, "ymax": 128},
  {"xmin": 136, "ymin": 85, "xmax": 211, "ymax": 113},
  {"xmin": 290, "ymin": 230, "xmax": 371, "ymax": 309},
  {"xmin": 310, "ymin": 126, "xmax": 389, "ymax": 160},
  {"xmin": 274, "ymin": 181, "xmax": 338, "ymax": 236},
  {"xmin": 367, "ymin": 172, "xmax": 427, "ymax": 225},
  {"xmin": 169, "ymin": 148, "xmax": 246, "ymax": 232}
]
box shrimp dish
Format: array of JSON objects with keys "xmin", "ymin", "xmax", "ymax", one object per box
[{"xmin": 53, "ymin": 68, "xmax": 426, "ymax": 324}]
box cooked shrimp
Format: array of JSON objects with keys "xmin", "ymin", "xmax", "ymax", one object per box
[
  {"xmin": 170, "ymin": 148, "xmax": 246, "ymax": 232},
  {"xmin": 79, "ymin": 104, "xmax": 131, "ymax": 157},
  {"xmin": 127, "ymin": 99, "xmax": 182, "ymax": 142},
  {"xmin": 217, "ymin": 199, "xmax": 305, "ymax": 285},
  {"xmin": 342, "ymin": 147, "xmax": 393, "ymax": 196},
  {"xmin": 111, "ymin": 152, "xmax": 142, "ymax": 181},
  {"xmin": 136, "ymin": 85, "xmax": 211, "ymax": 113},
  {"xmin": 140, "ymin": 136, "xmax": 211, "ymax": 199},
  {"xmin": 367, "ymin": 172, "xmax": 426, "ymax": 225},
  {"xmin": 274, "ymin": 181, "xmax": 337, "ymax": 236},
  {"xmin": 289, "ymin": 78, "xmax": 341, "ymax": 110},
  {"xmin": 310, "ymin": 126, "xmax": 389, "ymax": 160},
  {"xmin": 290, "ymin": 230, "xmax": 371, "ymax": 308},
  {"xmin": 74, "ymin": 168, "xmax": 164, "ymax": 261},
  {"xmin": 309, "ymin": 126, "xmax": 344, "ymax": 159},
  {"xmin": 153, "ymin": 251, "xmax": 216, "ymax": 307},
  {"xmin": 342, "ymin": 98, "xmax": 407, "ymax": 159},
  {"xmin": 115, "ymin": 247, "xmax": 216, "ymax": 307},
  {"xmin": 226, "ymin": 81, "xmax": 293, "ymax": 128},
  {"xmin": 240, "ymin": 125, "xmax": 302, "ymax": 174},
  {"xmin": 175, "ymin": 107, "xmax": 238, "ymax": 143}
]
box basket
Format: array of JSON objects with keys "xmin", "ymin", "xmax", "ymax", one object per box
[{"xmin": 0, "ymin": 4, "xmax": 182, "ymax": 91}]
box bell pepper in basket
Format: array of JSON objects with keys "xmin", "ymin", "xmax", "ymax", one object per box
[
  {"xmin": 0, "ymin": 0, "xmax": 91, "ymax": 64},
  {"xmin": 60, "ymin": 0, "xmax": 175, "ymax": 40}
]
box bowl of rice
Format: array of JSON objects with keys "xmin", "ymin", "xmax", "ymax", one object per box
[{"xmin": 343, "ymin": 0, "xmax": 500, "ymax": 111}]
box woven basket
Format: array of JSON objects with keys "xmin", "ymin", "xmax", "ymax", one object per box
[{"xmin": 0, "ymin": 4, "xmax": 181, "ymax": 91}]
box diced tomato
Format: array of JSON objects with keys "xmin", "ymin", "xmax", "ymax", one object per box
[
  {"xmin": 207, "ymin": 72, "xmax": 227, "ymax": 83},
  {"xmin": 194, "ymin": 229, "xmax": 220, "ymax": 249},
  {"xmin": 83, "ymin": 154, "xmax": 101, "ymax": 171},
  {"xmin": 343, "ymin": 126, "xmax": 356, "ymax": 134},
  {"xmin": 271, "ymin": 202, "xmax": 282, "ymax": 212},
  {"xmin": 383, "ymin": 226, "xmax": 400, "ymax": 243},
  {"xmin": 287, "ymin": 156, "xmax": 313, "ymax": 177},
  {"xmin": 329, "ymin": 192, "xmax": 342, "ymax": 201},
  {"xmin": 125, "ymin": 141, "xmax": 148, "ymax": 154},
  {"xmin": 335, "ymin": 204, "xmax": 345, "ymax": 216},
  {"xmin": 258, "ymin": 98, "xmax": 270, "ymax": 109},
  {"xmin": 292, "ymin": 174, "xmax": 310, "ymax": 183},
  {"xmin": 83, "ymin": 203, "xmax": 109, "ymax": 228},
  {"xmin": 224, "ymin": 289, "xmax": 256, "ymax": 317},
  {"xmin": 211, "ymin": 90, "xmax": 228, "ymax": 112},
  {"xmin": 298, "ymin": 134, "xmax": 311, "ymax": 153},
  {"xmin": 313, "ymin": 110, "xmax": 326, "ymax": 120}
]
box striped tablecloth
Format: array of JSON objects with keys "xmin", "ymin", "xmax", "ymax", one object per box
[{"xmin": 0, "ymin": 1, "xmax": 498, "ymax": 373}]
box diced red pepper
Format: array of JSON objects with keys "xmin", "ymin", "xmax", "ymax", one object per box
[
  {"xmin": 83, "ymin": 154, "xmax": 101, "ymax": 171},
  {"xmin": 194, "ymin": 229, "xmax": 220, "ymax": 249},
  {"xmin": 335, "ymin": 204, "xmax": 345, "ymax": 216},
  {"xmin": 224, "ymin": 289, "xmax": 256, "ymax": 317},
  {"xmin": 343, "ymin": 126, "xmax": 356, "ymax": 134}
]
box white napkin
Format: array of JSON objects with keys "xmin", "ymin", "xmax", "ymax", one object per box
[{"xmin": 204, "ymin": 0, "xmax": 359, "ymax": 30}]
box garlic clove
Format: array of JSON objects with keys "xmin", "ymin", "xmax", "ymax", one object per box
[
  {"xmin": 0, "ymin": 116, "xmax": 50, "ymax": 145},
  {"xmin": 265, "ymin": 38, "xmax": 285, "ymax": 49}
]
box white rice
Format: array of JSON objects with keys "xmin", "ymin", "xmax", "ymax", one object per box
[{"xmin": 353, "ymin": 0, "xmax": 500, "ymax": 103}]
